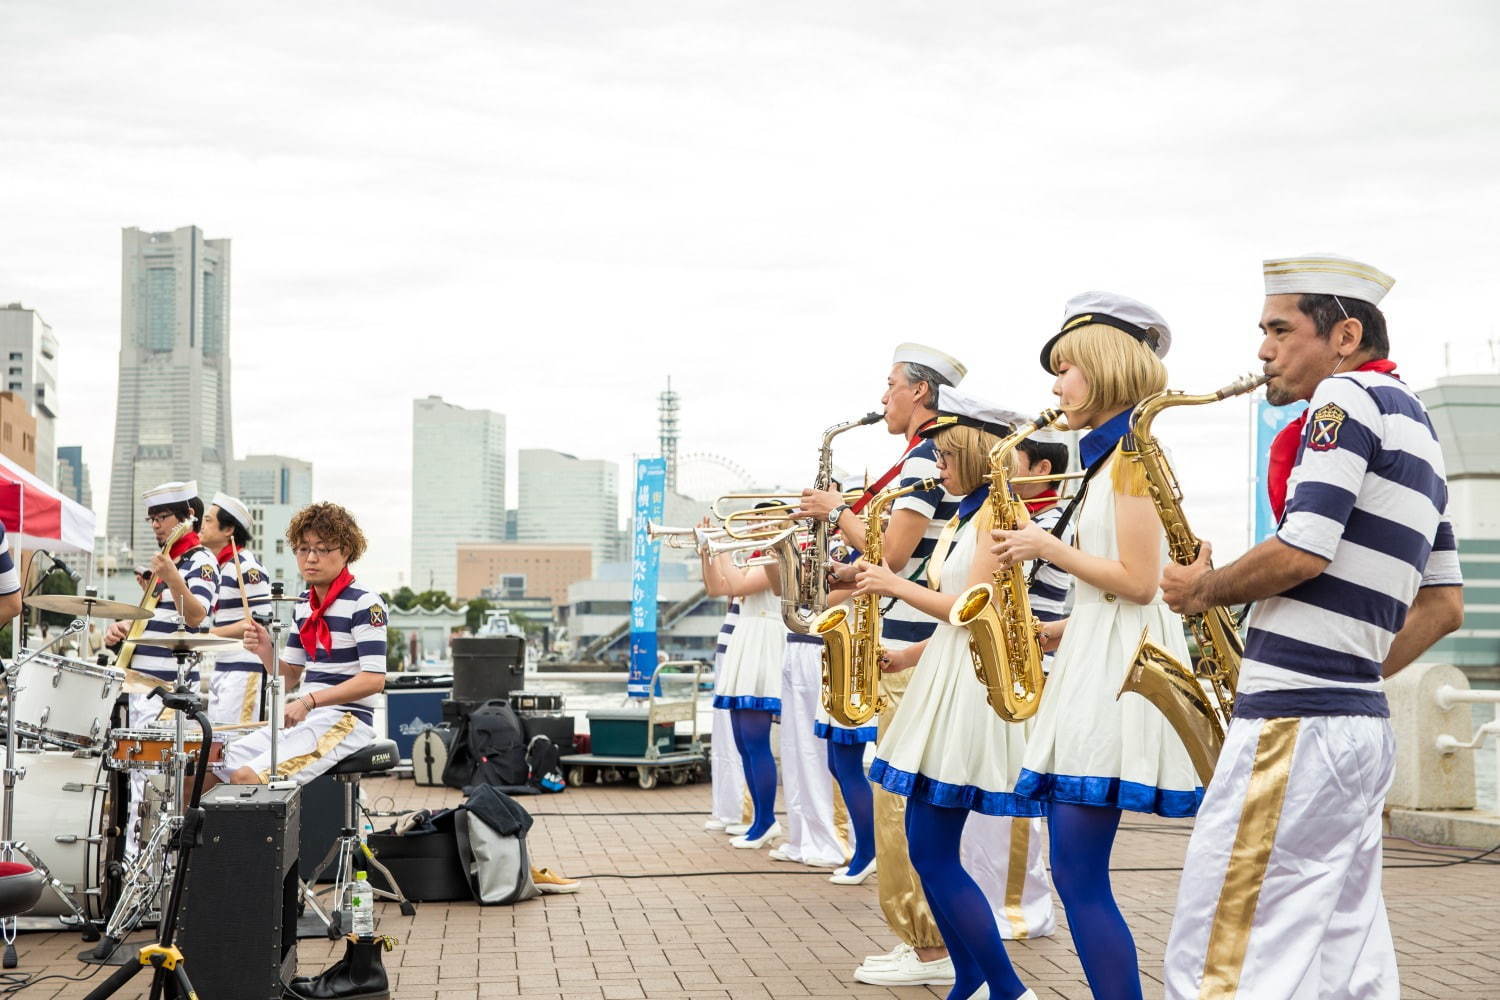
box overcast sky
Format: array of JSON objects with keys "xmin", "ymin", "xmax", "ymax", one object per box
[{"xmin": 2, "ymin": 1, "xmax": 1497, "ymax": 590}]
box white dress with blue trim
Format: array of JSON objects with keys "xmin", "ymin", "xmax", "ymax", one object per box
[
  {"xmin": 712, "ymin": 586, "xmax": 784, "ymax": 713},
  {"xmin": 868, "ymin": 518, "xmax": 1041, "ymax": 817},
  {"xmin": 1013, "ymin": 456, "xmax": 1203, "ymax": 817}
]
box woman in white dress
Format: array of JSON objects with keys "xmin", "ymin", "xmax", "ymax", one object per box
[
  {"xmin": 991, "ymin": 293, "xmax": 1202, "ymax": 1000},
  {"xmin": 701, "ymin": 521, "xmax": 786, "ymax": 849},
  {"xmin": 855, "ymin": 388, "xmax": 1041, "ymax": 1000}
]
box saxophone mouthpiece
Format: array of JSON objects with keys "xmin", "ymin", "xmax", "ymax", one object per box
[
  {"xmin": 1217, "ymin": 372, "xmax": 1272, "ymax": 399},
  {"xmin": 862, "ymin": 411, "xmax": 885, "ymax": 425}
]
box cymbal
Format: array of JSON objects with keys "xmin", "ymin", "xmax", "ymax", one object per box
[
  {"xmin": 131, "ymin": 631, "xmax": 242, "ymax": 652},
  {"xmin": 25, "ymin": 594, "xmax": 153, "ymax": 621}
]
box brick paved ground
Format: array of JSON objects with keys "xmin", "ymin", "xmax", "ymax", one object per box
[{"xmin": 11, "ymin": 776, "xmax": 1499, "ymax": 999}]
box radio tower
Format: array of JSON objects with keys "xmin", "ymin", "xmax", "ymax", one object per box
[{"xmin": 658, "ymin": 377, "xmax": 680, "ymax": 491}]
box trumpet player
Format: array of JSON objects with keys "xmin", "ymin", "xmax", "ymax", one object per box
[
  {"xmin": 703, "ymin": 594, "xmax": 750, "ymax": 834},
  {"xmin": 990, "ymin": 294, "xmax": 1201, "ymax": 1000},
  {"xmin": 700, "ymin": 511, "xmax": 785, "ymax": 849},
  {"xmin": 855, "ymin": 387, "xmax": 1050, "ymax": 1000},
  {"xmin": 1158, "ymin": 258, "xmax": 1463, "ymax": 1000},
  {"xmin": 801, "ymin": 342, "xmax": 964, "ymax": 989}
]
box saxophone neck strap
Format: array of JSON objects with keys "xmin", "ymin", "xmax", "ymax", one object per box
[{"xmin": 1026, "ymin": 446, "xmax": 1113, "ymax": 588}]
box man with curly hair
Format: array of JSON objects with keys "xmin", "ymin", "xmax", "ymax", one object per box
[{"xmin": 217, "ymin": 502, "xmax": 389, "ymax": 785}]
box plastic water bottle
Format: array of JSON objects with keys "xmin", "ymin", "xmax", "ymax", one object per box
[{"xmin": 350, "ymin": 870, "xmax": 376, "ymax": 937}]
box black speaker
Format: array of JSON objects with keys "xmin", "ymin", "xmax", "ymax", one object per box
[
  {"xmin": 451, "ymin": 636, "xmax": 526, "ymax": 703},
  {"xmin": 522, "ymin": 713, "xmax": 577, "ymax": 750},
  {"xmin": 178, "ymin": 784, "xmax": 299, "ymax": 999},
  {"xmin": 298, "ymin": 773, "xmax": 346, "ymax": 882}
]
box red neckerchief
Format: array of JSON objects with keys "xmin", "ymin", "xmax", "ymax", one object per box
[
  {"xmin": 1267, "ymin": 359, "xmax": 1398, "ymax": 520},
  {"xmin": 215, "ymin": 544, "xmax": 236, "ymax": 566},
  {"xmin": 300, "ymin": 567, "xmax": 354, "ymax": 660},
  {"xmin": 849, "ymin": 417, "xmax": 937, "ymax": 514},
  {"xmin": 169, "ymin": 531, "xmax": 202, "ymax": 560},
  {"xmin": 1024, "ymin": 488, "xmax": 1060, "ymax": 514}
]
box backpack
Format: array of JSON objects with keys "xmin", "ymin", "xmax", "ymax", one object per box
[
  {"xmin": 454, "ymin": 785, "xmax": 540, "ymax": 905},
  {"xmin": 412, "ymin": 725, "xmax": 455, "ymax": 787},
  {"xmin": 462, "ymin": 700, "xmax": 529, "ymax": 789},
  {"xmin": 526, "ymin": 735, "xmax": 565, "ymax": 793}
]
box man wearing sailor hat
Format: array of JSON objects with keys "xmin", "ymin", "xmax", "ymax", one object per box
[{"xmin": 199, "ymin": 492, "xmax": 276, "ymax": 725}]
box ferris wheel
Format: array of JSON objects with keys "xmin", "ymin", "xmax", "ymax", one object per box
[{"xmin": 674, "ymin": 451, "xmax": 758, "ymax": 502}]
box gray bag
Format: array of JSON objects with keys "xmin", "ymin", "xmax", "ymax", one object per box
[{"xmin": 453, "ymin": 786, "xmax": 540, "ymax": 905}]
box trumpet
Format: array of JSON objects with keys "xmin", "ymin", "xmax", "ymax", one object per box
[
  {"xmin": 710, "ymin": 489, "xmax": 864, "ymax": 521},
  {"xmin": 647, "ymin": 522, "xmax": 726, "ymax": 549}
]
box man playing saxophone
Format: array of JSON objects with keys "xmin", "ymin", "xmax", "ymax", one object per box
[
  {"xmin": 798, "ymin": 343, "xmax": 964, "ymax": 988},
  {"xmin": 1158, "ymin": 256, "xmax": 1464, "ymax": 1000}
]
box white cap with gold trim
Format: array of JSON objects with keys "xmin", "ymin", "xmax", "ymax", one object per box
[
  {"xmin": 143, "ymin": 480, "xmax": 198, "ymax": 508},
  {"xmin": 1262, "ymin": 253, "xmax": 1394, "ymax": 305},
  {"xmin": 892, "ymin": 343, "xmax": 967, "ymax": 387}
]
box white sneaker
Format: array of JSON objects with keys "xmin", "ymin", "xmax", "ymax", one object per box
[
  {"xmin": 860, "ymin": 941, "xmax": 913, "ymax": 969},
  {"xmin": 800, "ymin": 855, "xmax": 844, "ymax": 869},
  {"xmin": 723, "ymin": 822, "xmax": 750, "ymax": 836},
  {"xmin": 853, "ymin": 950, "xmax": 955, "ymax": 986},
  {"xmin": 767, "ymin": 846, "xmax": 800, "ymax": 863},
  {"xmin": 703, "ymin": 818, "xmax": 729, "ymax": 832}
]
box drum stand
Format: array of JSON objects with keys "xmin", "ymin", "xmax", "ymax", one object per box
[
  {"xmin": 83, "ymin": 648, "xmax": 200, "ymax": 966},
  {"xmin": 0, "ymin": 619, "xmax": 94, "ymax": 969},
  {"xmin": 83, "ymin": 687, "xmax": 213, "ymax": 1000}
]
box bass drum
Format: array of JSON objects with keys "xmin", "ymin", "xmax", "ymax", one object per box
[{"xmin": 12, "ymin": 751, "xmax": 119, "ymax": 921}]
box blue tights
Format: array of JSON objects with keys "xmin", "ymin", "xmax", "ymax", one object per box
[
  {"xmin": 905, "ymin": 800, "xmax": 1027, "ymax": 1000},
  {"xmin": 825, "ymin": 740, "xmax": 875, "ymax": 873},
  {"xmin": 728, "ymin": 709, "xmax": 777, "ymax": 838},
  {"xmin": 1047, "ymin": 803, "xmax": 1142, "ymax": 1000}
]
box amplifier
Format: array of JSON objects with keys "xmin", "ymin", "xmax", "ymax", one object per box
[
  {"xmin": 450, "ymin": 636, "xmax": 526, "ymax": 703},
  {"xmin": 178, "ymin": 784, "xmax": 299, "ymax": 1000},
  {"xmin": 522, "ymin": 713, "xmax": 576, "ymax": 750},
  {"xmin": 511, "ymin": 690, "xmax": 565, "ymax": 714},
  {"xmin": 298, "ymin": 773, "xmax": 346, "ymax": 882}
]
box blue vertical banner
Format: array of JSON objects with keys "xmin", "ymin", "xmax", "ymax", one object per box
[
  {"xmin": 628, "ymin": 457, "xmax": 667, "ymax": 698},
  {"xmin": 1251, "ymin": 399, "xmax": 1304, "ymax": 545}
]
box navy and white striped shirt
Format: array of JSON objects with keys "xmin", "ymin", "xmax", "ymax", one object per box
[
  {"xmin": 1238, "ymin": 371, "xmax": 1462, "ymax": 719},
  {"xmin": 211, "ymin": 549, "xmax": 273, "ymax": 673},
  {"xmin": 131, "ymin": 546, "xmax": 218, "ymax": 681},
  {"xmin": 714, "ymin": 599, "xmax": 740, "ymax": 668},
  {"xmin": 1028, "ymin": 502, "xmax": 1074, "ymax": 625},
  {"xmin": 0, "ymin": 527, "xmax": 18, "ymax": 596},
  {"xmin": 880, "ymin": 440, "xmax": 961, "ymax": 649},
  {"xmin": 284, "ymin": 581, "xmax": 389, "ymax": 725}
]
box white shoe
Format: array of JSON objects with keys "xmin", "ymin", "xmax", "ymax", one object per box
[
  {"xmin": 829, "ymin": 857, "xmax": 877, "ymax": 885},
  {"xmin": 853, "ymin": 950, "xmax": 955, "ymax": 986},
  {"xmin": 723, "ymin": 822, "xmax": 750, "ymax": 836},
  {"xmin": 800, "ymin": 855, "xmax": 844, "ymax": 869},
  {"xmin": 767, "ymin": 846, "xmax": 800, "ymax": 863},
  {"xmin": 860, "ymin": 942, "xmax": 913, "ymax": 969},
  {"xmin": 729, "ymin": 822, "xmax": 781, "ymax": 849},
  {"xmin": 703, "ymin": 818, "xmax": 728, "ymax": 832}
]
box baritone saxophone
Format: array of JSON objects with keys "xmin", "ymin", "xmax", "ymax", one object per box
[
  {"xmin": 1116, "ymin": 372, "xmax": 1270, "ymax": 784},
  {"xmin": 813, "ymin": 477, "xmax": 940, "ymax": 727},
  {"xmin": 950, "ymin": 409, "xmax": 1063, "ymax": 722}
]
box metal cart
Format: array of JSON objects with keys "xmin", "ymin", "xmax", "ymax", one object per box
[{"xmin": 559, "ymin": 660, "xmax": 709, "ymax": 790}]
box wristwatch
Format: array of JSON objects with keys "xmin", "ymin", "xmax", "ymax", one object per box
[{"xmin": 827, "ymin": 503, "xmax": 849, "ymax": 527}]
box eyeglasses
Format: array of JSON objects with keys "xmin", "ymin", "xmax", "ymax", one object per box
[
  {"xmin": 293, "ymin": 546, "xmax": 340, "ymax": 560},
  {"xmin": 144, "ymin": 513, "xmax": 175, "ymax": 525}
]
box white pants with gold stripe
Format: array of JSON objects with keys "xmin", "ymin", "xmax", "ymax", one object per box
[
  {"xmin": 962, "ymin": 814, "xmax": 1056, "ymax": 939},
  {"xmin": 216, "ymin": 707, "xmax": 375, "ymax": 786},
  {"xmin": 207, "ymin": 668, "xmax": 265, "ymax": 725},
  {"xmin": 1164, "ymin": 715, "xmax": 1397, "ymax": 1000}
]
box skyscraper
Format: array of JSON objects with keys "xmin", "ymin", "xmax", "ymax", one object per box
[
  {"xmin": 411, "ymin": 396, "xmax": 506, "ymax": 594},
  {"xmin": 237, "ymin": 454, "xmax": 314, "ymax": 506},
  {"xmin": 516, "ymin": 449, "xmax": 620, "ymax": 564},
  {"xmin": 107, "ymin": 226, "xmax": 233, "ymax": 553},
  {"xmin": 0, "ymin": 303, "xmax": 60, "ymax": 483},
  {"xmin": 56, "ymin": 445, "xmax": 92, "ymax": 507}
]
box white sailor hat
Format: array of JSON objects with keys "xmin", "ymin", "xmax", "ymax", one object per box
[
  {"xmin": 210, "ymin": 492, "xmax": 253, "ymax": 533},
  {"xmin": 892, "ymin": 343, "xmax": 968, "ymax": 387},
  {"xmin": 1262, "ymin": 253, "xmax": 1394, "ymax": 306},
  {"xmin": 917, "ymin": 385, "xmax": 1025, "ymax": 439},
  {"xmin": 1039, "ymin": 291, "xmax": 1172, "ymax": 373},
  {"xmin": 143, "ymin": 480, "xmax": 198, "ymax": 508}
]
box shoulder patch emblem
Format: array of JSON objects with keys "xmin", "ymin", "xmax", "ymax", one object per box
[
  {"xmin": 244, "ymin": 568, "xmax": 264, "ymax": 584},
  {"xmin": 199, "ymin": 564, "xmax": 216, "ymax": 580},
  {"xmin": 368, "ymin": 604, "xmax": 387, "ymax": 628},
  {"xmin": 1309, "ymin": 402, "xmax": 1346, "ymax": 452}
]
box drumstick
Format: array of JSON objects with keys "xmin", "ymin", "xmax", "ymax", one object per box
[{"xmin": 230, "ymin": 539, "xmax": 252, "ymax": 626}]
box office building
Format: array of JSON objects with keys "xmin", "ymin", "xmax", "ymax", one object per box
[
  {"xmin": 237, "ymin": 453, "xmax": 313, "ymax": 506},
  {"xmin": 0, "ymin": 303, "xmax": 59, "ymax": 483},
  {"xmin": 56, "ymin": 445, "xmax": 92, "ymax": 507},
  {"xmin": 410, "ymin": 396, "xmax": 506, "ymax": 594},
  {"xmin": 516, "ymin": 449, "xmax": 619, "ymax": 564},
  {"xmin": 107, "ymin": 226, "xmax": 234, "ymax": 553},
  {"xmin": 0, "ymin": 392, "xmax": 37, "ymax": 471},
  {"xmin": 455, "ymin": 542, "xmax": 592, "ymax": 604}
]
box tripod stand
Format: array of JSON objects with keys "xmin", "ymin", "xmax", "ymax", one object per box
[{"xmin": 83, "ymin": 685, "xmax": 213, "ymax": 1000}]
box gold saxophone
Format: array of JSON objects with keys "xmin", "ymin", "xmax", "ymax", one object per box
[
  {"xmin": 950, "ymin": 409, "xmax": 1063, "ymax": 722},
  {"xmin": 115, "ymin": 521, "xmax": 192, "ymax": 670},
  {"xmin": 813, "ymin": 477, "xmax": 939, "ymax": 727},
  {"xmin": 1116, "ymin": 373, "xmax": 1269, "ymax": 784}
]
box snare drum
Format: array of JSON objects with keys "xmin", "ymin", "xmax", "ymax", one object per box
[
  {"xmin": 10, "ymin": 650, "xmax": 124, "ymax": 749},
  {"xmin": 10, "ymin": 751, "xmax": 115, "ymax": 920},
  {"xmin": 105, "ymin": 727, "xmax": 226, "ymax": 772}
]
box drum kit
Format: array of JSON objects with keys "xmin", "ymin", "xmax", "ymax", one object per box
[{"xmin": 0, "ymin": 591, "xmax": 265, "ymax": 969}]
